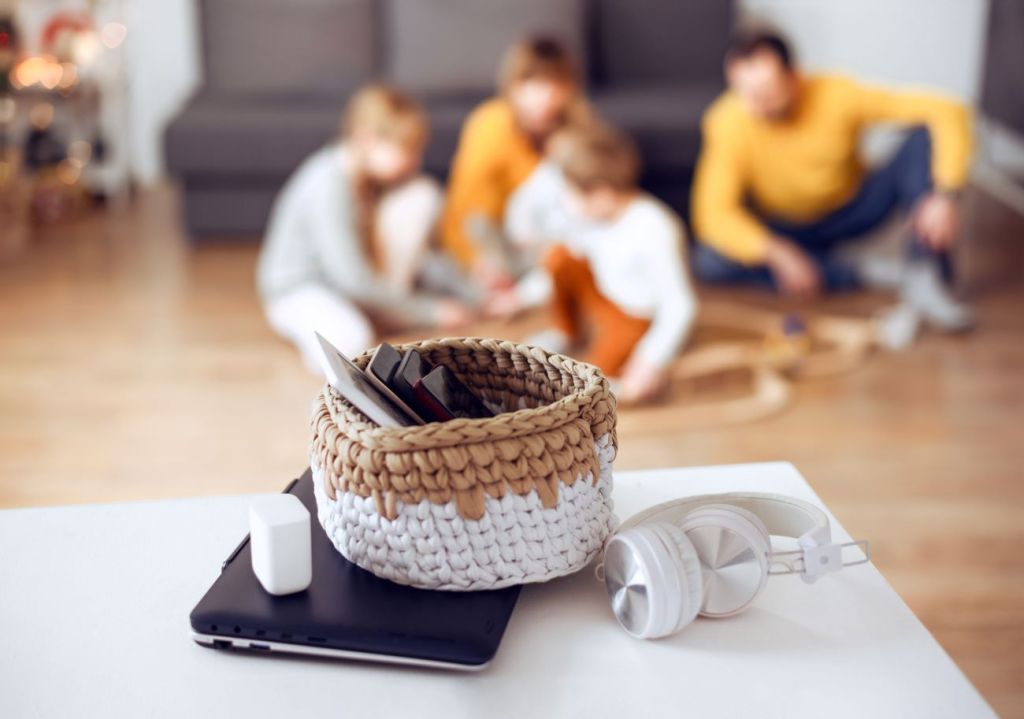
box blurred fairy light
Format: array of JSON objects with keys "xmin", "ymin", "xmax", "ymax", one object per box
[
  {"xmin": 58, "ymin": 62, "xmax": 78, "ymax": 89},
  {"xmin": 40, "ymin": 61, "xmax": 62, "ymax": 89},
  {"xmin": 13, "ymin": 56, "xmax": 49, "ymax": 88},
  {"xmin": 100, "ymin": 22, "xmax": 126, "ymax": 49},
  {"xmin": 56, "ymin": 157, "xmax": 83, "ymax": 185},
  {"xmin": 10, "ymin": 55, "xmax": 79, "ymax": 91},
  {"xmin": 70, "ymin": 31, "xmax": 100, "ymax": 65},
  {"xmin": 6, "ymin": 18, "xmax": 126, "ymax": 91}
]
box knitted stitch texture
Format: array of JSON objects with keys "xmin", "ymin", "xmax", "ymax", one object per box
[{"xmin": 309, "ymin": 337, "xmax": 618, "ymax": 590}]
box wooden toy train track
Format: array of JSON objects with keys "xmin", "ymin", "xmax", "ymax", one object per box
[{"xmin": 651, "ymin": 301, "xmax": 912, "ymax": 428}]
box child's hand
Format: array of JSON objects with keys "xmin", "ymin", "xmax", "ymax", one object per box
[
  {"xmin": 472, "ymin": 258, "xmax": 514, "ymax": 292},
  {"xmin": 434, "ymin": 300, "xmax": 476, "ymax": 330},
  {"xmin": 618, "ymin": 358, "xmax": 670, "ymax": 405},
  {"xmin": 483, "ymin": 288, "xmax": 523, "ymax": 319}
]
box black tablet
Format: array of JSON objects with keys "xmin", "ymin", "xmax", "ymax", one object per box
[{"xmin": 190, "ymin": 469, "xmax": 521, "ymax": 670}]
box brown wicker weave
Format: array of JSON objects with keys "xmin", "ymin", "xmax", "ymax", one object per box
[{"xmin": 310, "ymin": 337, "xmax": 617, "ymax": 522}]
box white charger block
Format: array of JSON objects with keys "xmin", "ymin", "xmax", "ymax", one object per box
[{"xmin": 249, "ymin": 494, "xmax": 312, "ymax": 596}]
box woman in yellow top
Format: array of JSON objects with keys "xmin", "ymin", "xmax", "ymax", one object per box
[
  {"xmin": 442, "ymin": 36, "xmax": 587, "ymax": 311},
  {"xmin": 692, "ymin": 30, "xmax": 974, "ymax": 331}
]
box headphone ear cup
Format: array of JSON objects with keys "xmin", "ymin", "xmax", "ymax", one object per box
[
  {"xmin": 603, "ymin": 524, "xmax": 704, "ymax": 640},
  {"xmin": 680, "ymin": 505, "xmax": 771, "ymax": 618},
  {"xmin": 654, "ymin": 522, "xmax": 704, "ymax": 635}
]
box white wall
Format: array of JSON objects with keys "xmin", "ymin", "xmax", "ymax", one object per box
[
  {"xmin": 125, "ymin": 0, "xmax": 201, "ymax": 184},
  {"xmin": 738, "ymin": 0, "xmax": 990, "ymax": 103}
]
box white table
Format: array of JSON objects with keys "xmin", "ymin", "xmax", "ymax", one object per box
[{"xmin": 0, "ymin": 463, "xmax": 994, "ymax": 719}]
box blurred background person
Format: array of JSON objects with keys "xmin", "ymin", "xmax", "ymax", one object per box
[
  {"xmin": 442, "ymin": 35, "xmax": 589, "ymax": 315},
  {"xmin": 526, "ymin": 123, "xmax": 697, "ymax": 404},
  {"xmin": 692, "ymin": 29, "xmax": 974, "ymax": 331},
  {"xmin": 257, "ymin": 85, "xmax": 473, "ymax": 373}
]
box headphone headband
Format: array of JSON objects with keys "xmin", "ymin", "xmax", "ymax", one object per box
[{"xmin": 619, "ymin": 492, "xmax": 832, "ymax": 547}]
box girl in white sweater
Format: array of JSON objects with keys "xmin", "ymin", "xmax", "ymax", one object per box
[{"xmin": 258, "ymin": 86, "xmax": 472, "ymax": 373}]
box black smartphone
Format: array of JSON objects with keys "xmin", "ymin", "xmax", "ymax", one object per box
[
  {"xmin": 414, "ymin": 366, "xmax": 494, "ymax": 421},
  {"xmin": 390, "ymin": 349, "xmax": 433, "ymax": 412},
  {"xmin": 365, "ymin": 343, "xmax": 425, "ymax": 423},
  {"xmin": 367, "ymin": 342, "xmax": 403, "ymax": 383}
]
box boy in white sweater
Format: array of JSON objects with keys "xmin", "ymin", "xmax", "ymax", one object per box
[{"xmin": 516, "ymin": 124, "xmax": 697, "ymax": 403}]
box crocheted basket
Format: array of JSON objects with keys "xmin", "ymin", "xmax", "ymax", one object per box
[{"xmin": 309, "ymin": 337, "xmax": 618, "ymax": 591}]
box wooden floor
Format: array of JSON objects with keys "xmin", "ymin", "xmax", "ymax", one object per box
[{"xmin": 2, "ymin": 184, "xmax": 1022, "ymax": 715}]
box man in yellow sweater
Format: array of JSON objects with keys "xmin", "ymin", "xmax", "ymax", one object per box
[{"xmin": 692, "ymin": 30, "xmax": 973, "ymax": 330}]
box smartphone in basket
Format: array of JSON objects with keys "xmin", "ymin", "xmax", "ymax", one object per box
[
  {"xmin": 315, "ymin": 333, "xmax": 418, "ymax": 428},
  {"xmin": 365, "ymin": 343, "xmax": 426, "ymax": 424},
  {"xmin": 390, "ymin": 348, "xmax": 433, "ymax": 414},
  {"xmin": 413, "ymin": 365, "xmax": 494, "ymax": 422}
]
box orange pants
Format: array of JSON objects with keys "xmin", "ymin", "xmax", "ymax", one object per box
[{"xmin": 544, "ymin": 245, "xmax": 651, "ymax": 377}]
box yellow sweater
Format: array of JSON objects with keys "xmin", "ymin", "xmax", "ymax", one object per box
[
  {"xmin": 442, "ymin": 98, "xmax": 542, "ymax": 267},
  {"xmin": 692, "ymin": 74, "xmax": 973, "ymax": 264}
]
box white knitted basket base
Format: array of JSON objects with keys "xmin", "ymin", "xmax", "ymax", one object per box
[{"xmin": 312, "ymin": 434, "xmax": 617, "ymax": 590}]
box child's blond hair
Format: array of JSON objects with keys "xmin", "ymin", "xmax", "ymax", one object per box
[
  {"xmin": 555, "ymin": 123, "xmax": 640, "ymax": 193},
  {"xmin": 342, "ymin": 84, "xmax": 429, "ymax": 149}
]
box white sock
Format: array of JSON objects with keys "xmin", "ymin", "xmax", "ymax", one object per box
[
  {"xmin": 838, "ymin": 241, "xmax": 906, "ymax": 290},
  {"xmin": 854, "ymin": 252, "xmax": 907, "ymax": 291},
  {"xmin": 900, "ymin": 261, "xmax": 974, "ymax": 332},
  {"xmin": 874, "ymin": 303, "xmax": 921, "ymax": 350}
]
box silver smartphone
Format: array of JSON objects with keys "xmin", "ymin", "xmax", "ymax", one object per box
[{"xmin": 315, "ymin": 334, "xmax": 419, "ymax": 427}]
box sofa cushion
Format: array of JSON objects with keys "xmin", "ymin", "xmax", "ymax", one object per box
[
  {"xmin": 592, "ymin": 84, "xmax": 722, "ymax": 173},
  {"xmin": 384, "ymin": 0, "xmax": 587, "ymax": 95},
  {"xmin": 591, "ymin": 0, "xmax": 732, "ymax": 87},
  {"xmin": 200, "ymin": 0, "xmax": 375, "ymax": 99},
  {"xmin": 166, "ymin": 95, "xmax": 344, "ymax": 177},
  {"xmin": 165, "ymin": 92, "xmax": 487, "ymax": 180},
  {"xmin": 181, "ymin": 186, "xmax": 281, "ymax": 236}
]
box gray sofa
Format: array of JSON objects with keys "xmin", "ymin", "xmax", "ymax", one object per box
[{"xmin": 165, "ymin": 0, "xmax": 733, "ymax": 238}]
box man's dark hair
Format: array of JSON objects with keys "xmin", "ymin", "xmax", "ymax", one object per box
[{"xmin": 726, "ymin": 29, "xmax": 793, "ymax": 69}]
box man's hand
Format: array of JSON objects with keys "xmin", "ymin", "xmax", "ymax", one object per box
[
  {"xmin": 764, "ymin": 236, "xmax": 821, "ymax": 298},
  {"xmin": 914, "ymin": 192, "xmax": 960, "ymax": 251},
  {"xmin": 434, "ymin": 299, "xmax": 475, "ymax": 330},
  {"xmin": 618, "ymin": 357, "xmax": 670, "ymax": 405}
]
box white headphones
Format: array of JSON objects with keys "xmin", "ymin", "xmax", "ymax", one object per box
[{"xmin": 600, "ymin": 493, "xmax": 869, "ymax": 639}]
